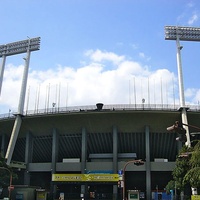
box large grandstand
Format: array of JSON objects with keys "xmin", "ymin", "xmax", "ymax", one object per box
[{"xmin": 0, "ymin": 103, "xmax": 200, "ymax": 199}]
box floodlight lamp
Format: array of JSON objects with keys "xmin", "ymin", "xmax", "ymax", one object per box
[
  {"xmin": 0, "ymin": 37, "xmax": 40, "ymax": 57},
  {"xmin": 165, "ymin": 25, "xmax": 200, "ymax": 41},
  {"xmin": 167, "ymin": 121, "xmax": 186, "ymax": 134},
  {"xmin": 134, "ymin": 160, "xmax": 144, "ymax": 166}
]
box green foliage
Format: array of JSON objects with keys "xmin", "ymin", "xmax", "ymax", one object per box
[
  {"xmin": 182, "ymin": 140, "xmax": 200, "ymax": 188},
  {"xmin": 172, "ymin": 145, "xmax": 192, "ymax": 190},
  {"xmin": 183, "ymin": 167, "xmax": 200, "ymax": 188},
  {"xmin": 190, "ymin": 149, "xmax": 200, "ymax": 168},
  {"xmin": 166, "ymin": 140, "xmax": 200, "ymax": 193},
  {"xmin": 165, "ymin": 180, "xmax": 175, "ymax": 194},
  {"xmin": 167, "ymin": 140, "xmax": 200, "ymax": 193},
  {"xmin": 0, "ymin": 152, "xmax": 18, "ymax": 187},
  {"xmin": 193, "ymin": 140, "xmax": 200, "ymax": 151}
]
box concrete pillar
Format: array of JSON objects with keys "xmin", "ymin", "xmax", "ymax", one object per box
[
  {"xmin": 6, "ymin": 115, "xmax": 22, "ymax": 165},
  {"xmin": 113, "ymin": 126, "xmax": 118, "ymax": 200},
  {"xmin": 0, "ymin": 55, "xmax": 6, "ymax": 96},
  {"xmin": 81, "ymin": 127, "xmax": 87, "ymax": 199},
  {"xmin": 145, "ymin": 126, "xmax": 151, "ymax": 200},
  {"xmin": 1, "ymin": 134, "xmax": 8, "ymax": 157},
  {"xmin": 24, "ymin": 131, "xmax": 33, "ymax": 185},
  {"xmin": 51, "ymin": 128, "xmax": 59, "ymax": 200}
]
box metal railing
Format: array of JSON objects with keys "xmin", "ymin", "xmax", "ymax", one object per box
[{"xmin": 1, "ymin": 103, "xmax": 200, "ymax": 120}]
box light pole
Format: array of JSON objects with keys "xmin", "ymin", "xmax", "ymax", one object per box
[
  {"xmin": 1, "ymin": 37, "xmax": 41, "ymax": 165},
  {"xmin": 122, "ymin": 159, "xmax": 144, "ymax": 200},
  {"xmin": 0, "ymin": 167, "xmax": 13, "ymax": 199},
  {"xmin": 165, "ymin": 25, "xmax": 200, "ymax": 147},
  {"xmin": 167, "ymin": 121, "xmax": 200, "ymax": 143}
]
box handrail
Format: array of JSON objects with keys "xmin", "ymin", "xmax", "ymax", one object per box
[{"xmin": 1, "ymin": 103, "xmax": 200, "ymax": 120}]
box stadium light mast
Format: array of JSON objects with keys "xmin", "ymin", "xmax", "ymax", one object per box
[
  {"xmin": 0, "ymin": 55, "xmax": 6, "ymax": 96},
  {"xmin": 165, "ymin": 25, "xmax": 200, "ymax": 147},
  {"xmin": 0, "ymin": 37, "xmax": 40, "ymax": 96},
  {"xmin": 0, "ymin": 37, "xmax": 41, "ymax": 165}
]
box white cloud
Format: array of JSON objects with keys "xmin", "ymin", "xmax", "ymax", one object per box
[
  {"xmin": 185, "ymin": 88, "xmax": 200, "ymax": 104},
  {"xmin": 188, "ymin": 13, "xmax": 198, "ymax": 25},
  {"xmin": 85, "ymin": 49, "xmax": 125, "ymax": 65},
  {"xmin": 139, "ymin": 52, "xmax": 151, "ymax": 61},
  {"xmin": 0, "ymin": 49, "xmax": 180, "ymax": 114},
  {"xmin": 177, "ymin": 2, "xmax": 199, "ymax": 25}
]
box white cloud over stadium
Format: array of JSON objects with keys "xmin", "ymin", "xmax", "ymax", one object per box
[{"xmin": 0, "ymin": 49, "xmax": 199, "ymax": 114}]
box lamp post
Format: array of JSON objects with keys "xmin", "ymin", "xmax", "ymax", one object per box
[
  {"xmin": 167, "ymin": 121, "xmax": 200, "ymax": 132},
  {"xmin": 1, "ymin": 37, "xmax": 41, "ymax": 165},
  {"xmin": 165, "ymin": 25, "xmax": 200, "ymax": 147},
  {"xmin": 122, "ymin": 159, "xmax": 144, "ymax": 200},
  {"xmin": 167, "ymin": 121, "xmax": 200, "ymax": 143},
  {"xmin": 0, "ymin": 167, "xmax": 13, "ymax": 199}
]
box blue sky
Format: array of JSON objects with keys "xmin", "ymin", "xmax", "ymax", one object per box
[{"xmin": 0, "ymin": 0, "xmax": 200, "ymax": 114}]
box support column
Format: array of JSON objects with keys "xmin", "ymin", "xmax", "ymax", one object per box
[
  {"xmin": 1, "ymin": 134, "xmax": 8, "ymax": 157},
  {"xmin": 5, "ymin": 47, "xmax": 31, "ymax": 165},
  {"xmin": 0, "ymin": 55, "xmax": 6, "ymax": 96},
  {"xmin": 5, "ymin": 115, "xmax": 22, "ymax": 164},
  {"xmin": 113, "ymin": 126, "xmax": 118, "ymax": 200},
  {"xmin": 51, "ymin": 128, "xmax": 59, "ymax": 200},
  {"xmin": 81, "ymin": 127, "xmax": 87, "ymax": 199},
  {"xmin": 176, "ymin": 36, "xmax": 190, "ymax": 147},
  {"xmin": 145, "ymin": 126, "xmax": 151, "ymax": 200},
  {"xmin": 24, "ymin": 131, "xmax": 33, "ymax": 185}
]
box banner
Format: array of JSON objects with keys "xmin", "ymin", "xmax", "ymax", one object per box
[
  {"xmin": 191, "ymin": 195, "xmax": 200, "ymax": 200},
  {"xmin": 52, "ymin": 173, "xmax": 119, "ymax": 182}
]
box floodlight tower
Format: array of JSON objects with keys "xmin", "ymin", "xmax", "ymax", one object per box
[
  {"xmin": 0, "ymin": 37, "xmax": 40, "ymax": 164},
  {"xmin": 0, "ymin": 37, "xmax": 40, "ymax": 96},
  {"xmin": 165, "ymin": 25, "xmax": 200, "ymax": 147}
]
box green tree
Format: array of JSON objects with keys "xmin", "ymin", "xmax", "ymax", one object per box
[
  {"xmin": 183, "ymin": 141, "xmax": 200, "ymax": 190},
  {"xmin": 172, "ymin": 145, "xmax": 193, "ymax": 191},
  {"xmin": 166, "ymin": 140, "xmax": 200, "ymax": 195},
  {"xmin": 165, "ymin": 180, "xmax": 175, "ymax": 194},
  {"xmin": 0, "ymin": 153, "xmax": 17, "ymax": 187}
]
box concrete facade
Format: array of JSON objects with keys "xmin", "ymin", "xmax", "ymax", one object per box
[{"xmin": 1, "ymin": 105, "xmax": 200, "ymax": 199}]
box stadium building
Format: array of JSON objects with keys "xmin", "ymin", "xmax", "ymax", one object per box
[
  {"xmin": 1, "ymin": 27, "xmax": 200, "ymax": 199},
  {"xmin": 1, "ymin": 103, "xmax": 200, "ymax": 200}
]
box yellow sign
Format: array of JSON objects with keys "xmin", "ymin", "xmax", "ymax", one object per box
[
  {"xmin": 36, "ymin": 192, "xmax": 47, "ymax": 200},
  {"xmin": 52, "ymin": 174, "xmax": 119, "ymax": 182},
  {"xmin": 191, "ymin": 195, "xmax": 200, "ymax": 200}
]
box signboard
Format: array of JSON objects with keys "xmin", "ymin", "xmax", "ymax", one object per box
[
  {"xmin": 36, "ymin": 192, "xmax": 46, "ymax": 200},
  {"xmin": 191, "ymin": 195, "xmax": 200, "ymax": 200},
  {"xmin": 130, "ymin": 194, "xmax": 138, "ymax": 199},
  {"xmin": 128, "ymin": 190, "xmax": 140, "ymax": 200},
  {"xmin": 52, "ymin": 173, "xmax": 119, "ymax": 182}
]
